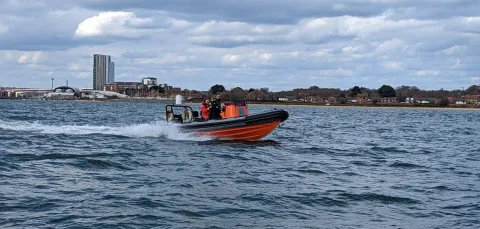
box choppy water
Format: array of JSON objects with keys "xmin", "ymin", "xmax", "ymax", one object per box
[{"xmin": 1, "ymin": 100, "xmax": 479, "ymax": 229}]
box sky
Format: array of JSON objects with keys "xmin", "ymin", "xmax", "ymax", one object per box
[{"xmin": 0, "ymin": 0, "xmax": 479, "ymax": 92}]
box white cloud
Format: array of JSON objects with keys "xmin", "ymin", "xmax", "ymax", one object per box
[
  {"xmin": 342, "ymin": 45, "xmax": 363, "ymax": 54},
  {"xmin": 191, "ymin": 21, "xmax": 245, "ymax": 35},
  {"xmin": 167, "ymin": 18, "xmax": 193, "ymax": 30},
  {"xmin": 285, "ymin": 15, "xmax": 434, "ymax": 44},
  {"xmin": 416, "ymin": 70, "xmax": 440, "ymax": 76},
  {"xmin": 17, "ymin": 51, "xmax": 47, "ymax": 64},
  {"xmin": 74, "ymin": 11, "xmax": 148, "ymax": 38},
  {"xmin": 260, "ymin": 53, "xmax": 272, "ymax": 60},
  {"xmin": 459, "ymin": 16, "xmax": 480, "ymax": 33},
  {"xmin": 222, "ymin": 54, "xmax": 241, "ymax": 64},
  {"xmin": 74, "ymin": 10, "xmax": 196, "ymax": 39},
  {"xmin": 126, "ymin": 17, "xmax": 154, "ymax": 27},
  {"xmin": 190, "ymin": 20, "xmax": 290, "ymax": 36},
  {"xmin": 442, "ymin": 45, "xmax": 466, "ymax": 55},
  {"xmin": 376, "ymin": 39, "xmax": 407, "ymax": 54}
]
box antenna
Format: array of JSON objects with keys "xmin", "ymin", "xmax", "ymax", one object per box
[{"xmin": 51, "ymin": 78, "xmax": 54, "ymax": 89}]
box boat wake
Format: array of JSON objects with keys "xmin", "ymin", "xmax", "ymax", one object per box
[{"xmin": 0, "ymin": 120, "xmax": 212, "ymax": 141}]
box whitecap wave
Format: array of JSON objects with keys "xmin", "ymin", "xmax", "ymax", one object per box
[{"xmin": 0, "ymin": 120, "xmax": 211, "ymax": 141}]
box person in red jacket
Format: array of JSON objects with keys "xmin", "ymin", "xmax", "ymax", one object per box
[{"xmin": 200, "ymin": 99, "xmax": 211, "ymax": 121}]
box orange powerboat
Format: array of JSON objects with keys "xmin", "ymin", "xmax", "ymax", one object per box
[{"xmin": 165, "ymin": 101, "xmax": 289, "ymax": 141}]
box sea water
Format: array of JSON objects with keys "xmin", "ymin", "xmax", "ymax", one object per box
[{"xmin": 1, "ymin": 100, "xmax": 479, "ymax": 228}]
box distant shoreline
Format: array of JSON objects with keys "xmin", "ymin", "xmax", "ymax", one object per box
[
  {"xmin": 180, "ymin": 102, "xmax": 478, "ymax": 111},
  {"xmin": 244, "ymin": 102, "xmax": 480, "ymax": 110},
  {"xmin": 183, "ymin": 102, "xmax": 480, "ymax": 111},
  {"xmin": 2, "ymin": 98, "xmax": 479, "ymax": 111},
  {"xmin": 247, "ymin": 104, "xmax": 480, "ymax": 111}
]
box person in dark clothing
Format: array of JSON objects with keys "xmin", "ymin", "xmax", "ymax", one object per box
[{"xmin": 210, "ymin": 94, "xmax": 224, "ymax": 120}]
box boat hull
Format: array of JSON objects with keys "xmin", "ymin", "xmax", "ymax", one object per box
[{"xmin": 179, "ymin": 109, "xmax": 288, "ymax": 141}]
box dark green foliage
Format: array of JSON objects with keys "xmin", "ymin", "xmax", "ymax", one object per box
[
  {"xmin": 228, "ymin": 87, "xmax": 247, "ymax": 101},
  {"xmin": 378, "ymin": 85, "xmax": 396, "ymax": 98},
  {"xmin": 465, "ymin": 85, "xmax": 480, "ymax": 95},
  {"xmin": 396, "ymin": 91, "xmax": 406, "ymax": 102},
  {"xmin": 350, "ymin": 86, "xmax": 362, "ymax": 97},
  {"xmin": 210, "ymin": 84, "xmax": 225, "ymax": 95},
  {"xmin": 439, "ymin": 97, "xmax": 450, "ymax": 107}
]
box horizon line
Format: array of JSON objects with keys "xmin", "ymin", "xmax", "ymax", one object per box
[{"xmin": 1, "ymin": 84, "xmax": 479, "ymax": 93}]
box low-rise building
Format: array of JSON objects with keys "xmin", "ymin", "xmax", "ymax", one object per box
[
  {"xmin": 448, "ymin": 97, "xmax": 455, "ymax": 104},
  {"xmin": 142, "ymin": 77, "xmax": 158, "ymax": 88},
  {"xmin": 356, "ymin": 93, "xmax": 369, "ymax": 104},
  {"xmin": 415, "ymin": 98, "xmax": 431, "ymax": 104},
  {"xmin": 465, "ymin": 95, "xmax": 479, "ymax": 104},
  {"xmin": 378, "ymin": 97, "xmax": 397, "ymax": 104},
  {"xmin": 171, "ymin": 87, "xmax": 182, "ymax": 94},
  {"xmin": 104, "ymin": 82, "xmax": 143, "ymax": 96},
  {"xmin": 328, "ymin": 96, "xmax": 337, "ymax": 104}
]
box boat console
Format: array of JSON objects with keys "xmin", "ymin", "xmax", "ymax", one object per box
[{"xmin": 220, "ymin": 101, "xmax": 249, "ymax": 119}]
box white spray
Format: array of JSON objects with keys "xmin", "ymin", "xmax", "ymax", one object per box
[{"xmin": 0, "ymin": 120, "xmax": 212, "ymax": 141}]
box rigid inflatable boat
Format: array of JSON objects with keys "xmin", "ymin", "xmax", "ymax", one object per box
[{"xmin": 165, "ymin": 101, "xmax": 288, "ymax": 141}]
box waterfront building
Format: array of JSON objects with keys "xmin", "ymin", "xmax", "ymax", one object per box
[
  {"xmin": 103, "ymin": 82, "xmax": 143, "ymax": 97},
  {"xmin": 142, "ymin": 77, "xmax": 158, "ymax": 88},
  {"xmin": 46, "ymin": 86, "xmax": 81, "ymax": 99},
  {"xmin": 93, "ymin": 54, "xmax": 115, "ymax": 90},
  {"xmin": 108, "ymin": 62, "xmax": 115, "ymax": 84}
]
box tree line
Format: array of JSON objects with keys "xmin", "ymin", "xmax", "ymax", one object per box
[{"xmin": 202, "ymin": 84, "xmax": 480, "ymax": 101}]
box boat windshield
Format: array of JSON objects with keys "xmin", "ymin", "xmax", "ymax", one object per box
[{"xmin": 165, "ymin": 105, "xmax": 195, "ymax": 123}]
